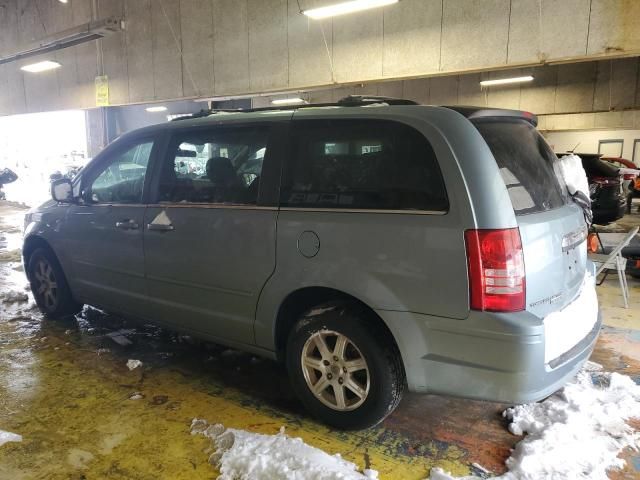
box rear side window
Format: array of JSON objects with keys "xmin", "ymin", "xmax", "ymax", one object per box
[
  {"xmin": 473, "ymin": 119, "xmax": 567, "ymax": 215},
  {"xmin": 281, "ymin": 119, "xmax": 448, "ymax": 211},
  {"xmin": 157, "ymin": 126, "xmax": 269, "ymax": 205}
]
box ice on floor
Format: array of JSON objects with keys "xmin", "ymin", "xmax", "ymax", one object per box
[
  {"xmin": 190, "ymin": 419, "xmax": 378, "ymax": 480},
  {"xmin": 0, "ymin": 291, "xmax": 28, "ymax": 304},
  {"xmin": 126, "ymin": 359, "xmax": 143, "ymax": 370},
  {"xmin": 0, "ymin": 430, "xmax": 22, "ymax": 447},
  {"xmin": 429, "ymin": 362, "xmax": 640, "ymax": 480}
]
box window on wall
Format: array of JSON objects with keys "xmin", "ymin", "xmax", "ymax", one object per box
[
  {"xmin": 158, "ymin": 126, "xmax": 269, "ymax": 204},
  {"xmin": 598, "ymin": 139, "xmax": 624, "ymax": 157},
  {"xmin": 280, "ymin": 120, "xmax": 448, "ymax": 211},
  {"xmin": 633, "ymin": 139, "xmax": 640, "ymax": 163}
]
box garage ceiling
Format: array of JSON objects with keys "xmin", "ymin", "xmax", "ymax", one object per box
[{"xmin": 0, "ymin": 0, "xmax": 639, "ymax": 115}]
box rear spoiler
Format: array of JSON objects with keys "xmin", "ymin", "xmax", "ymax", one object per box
[{"xmin": 445, "ymin": 106, "xmax": 538, "ymax": 127}]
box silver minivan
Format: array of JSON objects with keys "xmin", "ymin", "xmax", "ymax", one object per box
[{"xmin": 23, "ymin": 97, "xmax": 601, "ymax": 429}]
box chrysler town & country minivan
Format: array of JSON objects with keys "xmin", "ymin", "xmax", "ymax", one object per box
[{"xmin": 23, "ymin": 96, "xmax": 601, "ymax": 429}]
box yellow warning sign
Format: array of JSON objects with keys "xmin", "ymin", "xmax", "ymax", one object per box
[{"xmin": 95, "ymin": 75, "xmax": 109, "ymax": 107}]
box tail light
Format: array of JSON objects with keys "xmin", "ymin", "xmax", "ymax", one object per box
[
  {"xmin": 465, "ymin": 228, "xmax": 525, "ymax": 312},
  {"xmin": 587, "ymin": 233, "xmax": 600, "ymax": 253},
  {"xmin": 591, "ymin": 176, "xmax": 619, "ymax": 186}
]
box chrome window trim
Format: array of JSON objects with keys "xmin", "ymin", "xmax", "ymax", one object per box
[
  {"xmin": 279, "ymin": 207, "xmax": 447, "ymax": 215},
  {"xmin": 84, "ymin": 204, "xmax": 445, "ymax": 214},
  {"xmin": 149, "ymin": 203, "xmax": 278, "ymax": 211}
]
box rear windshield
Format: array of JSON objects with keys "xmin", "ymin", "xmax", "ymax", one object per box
[{"xmin": 473, "ymin": 119, "xmax": 567, "ymax": 215}]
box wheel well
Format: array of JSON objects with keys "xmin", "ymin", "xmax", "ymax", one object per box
[
  {"xmin": 274, "ymin": 287, "xmax": 403, "ymax": 366},
  {"xmin": 22, "ymin": 236, "xmax": 54, "ymax": 278}
]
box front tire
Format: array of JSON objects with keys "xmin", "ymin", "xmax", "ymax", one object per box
[
  {"xmin": 28, "ymin": 248, "xmax": 82, "ymax": 318},
  {"xmin": 286, "ymin": 302, "xmax": 405, "ymax": 430}
]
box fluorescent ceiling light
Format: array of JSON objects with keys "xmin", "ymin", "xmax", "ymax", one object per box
[
  {"xmin": 146, "ymin": 106, "xmax": 168, "ymax": 112},
  {"xmin": 0, "ymin": 17, "xmax": 122, "ymax": 67},
  {"xmin": 271, "ymin": 97, "xmax": 306, "ymax": 105},
  {"xmin": 20, "ymin": 60, "xmax": 61, "ymax": 73},
  {"xmin": 480, "ymin": 75, "xmax": 534, "ymax": 87},
  {"xmin": 303, "ymin": 0, "xmax": 398, "ymax": 19},
  {"xmin": 58, "ymin": 0, "xmax": 68, "ymax": 3}
]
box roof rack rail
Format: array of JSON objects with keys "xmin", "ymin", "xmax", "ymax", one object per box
[
  {"xmin": 336, "ymin": 95, "xmax": 419, "ymax": 106},
  {"xmin": 169, "ymin": 95, "xmax": 419, "ymax": 121}
]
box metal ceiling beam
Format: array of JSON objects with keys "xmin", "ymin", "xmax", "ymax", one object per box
[{"xmin": 0, "ymin": 17, "xmax": 123, "ymax": 66}]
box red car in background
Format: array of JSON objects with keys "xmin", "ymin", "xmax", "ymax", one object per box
[{"xmin": 601, "ymin": 156, "xmax": 638, "ymax": 181}]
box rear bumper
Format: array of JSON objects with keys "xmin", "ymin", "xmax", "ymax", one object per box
[{"xmin": 377, "ymin": 296, "xmax": 601, "ymax": 404}]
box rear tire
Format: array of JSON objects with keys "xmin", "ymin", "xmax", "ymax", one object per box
[
  {"xmin": 27, "ymin": 248, "xmax": 82, "ymax": 318},
  {"xmin": 286, "ymin": 301, "xmax": 405, "ymax": 430}
]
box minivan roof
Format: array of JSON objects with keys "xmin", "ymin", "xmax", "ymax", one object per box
[{"xmin": 124, "ymin": 96, "xmax": 538, "ymax": 139}]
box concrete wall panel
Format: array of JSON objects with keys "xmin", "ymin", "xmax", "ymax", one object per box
[
  {"xmin": 180, "ymin": 0, "xmax": 214, "ymax": 98},
  {"xmin": 333, "ymin": 9, "xmax": 383, "ymax": 83},
  {"xmin": 287, "ymin": 1, "xmax": 333, "ymax": 88},
  {"xmin": 484, "ymin": 69, "xmax": 525, "ymax": 110},
  {"xmin": 588, "ymin": 0, "xmax": 640, "ymax": 55},
  {"xmin": 213, "ymin": 0, "xmax": 249, "ymax": 95},
  {"xmin": 441, "ymin": 0, "xmax": 509, "ymax": 71},
  {"xmin": 382, "ymin": 0, "xmax": 441, "ymax": 77},
  {"xmin": 519, "ymin": 66, "xmax": 557, "ymax": 114},
  {"xmin": 554, "ymin": 62, "xmax": 596, "ymax": 113},
  {"xmin": 0, "ymin": 0, "xmax": 26, "ymax": 115},
  {"xmin": 248, "ymin": 0, "xmax": 288, "ymax": 92},
  {"xmin": 98, "ymin": 0, "xmax": 129, "ymax": 105},
  {"xmin": 429, "ymin": 76, "xmax": 457, "ymax": 105},
  {"xmin": 458, "ymin": 73, "xmax": 484, "ymax": 107},
  {"xmin": 151, "ymin": 0, "xmax": 183, "ymax": 100},
  {"xmin": 403, "ymin": 78, "xmax": 429, "ymax": 104},
  {"xmin": 126, "ymin": 0, "xmax": 154, "ymax": 102},
  {"xmin": 507, "ymin": 0, "xmax": 541, "ymax": 64},
  {"xmin": 539, "ymin": 0, "xmax": 590, "ymax": 59},
  {"xmin": 377, "ymin": 80, "xmax": 403, "ymax": 99},
  {"xmin": 593, "ymin": 58, "xmax": 638, "ymax": 111}
]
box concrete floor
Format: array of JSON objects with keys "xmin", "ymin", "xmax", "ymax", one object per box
[{"xmin": 1, "ymin": 201, "xmax": 639, "ymax": 479}]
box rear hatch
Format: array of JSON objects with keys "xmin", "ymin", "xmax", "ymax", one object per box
[{"xmin": 472, "ymin": 117, "xmax": 587, "ymax": 318}]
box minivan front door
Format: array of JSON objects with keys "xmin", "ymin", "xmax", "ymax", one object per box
[
  {"xmin": 63, "ymin": 137, "xmax": 156, "ymax": 316},
  {"xmin": 142, "ymin": 122, "xmax": 283, "ymax": 345}
]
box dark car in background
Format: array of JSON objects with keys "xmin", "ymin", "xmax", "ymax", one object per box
[{"xmin": 559, "ymin": 153, "xmax": 627, "ymax": 225}]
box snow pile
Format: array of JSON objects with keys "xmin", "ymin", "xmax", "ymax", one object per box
[
  {"xmin": 430, "ymin": 362, "xmax": 640, "ymax": 480},
  {"xmin": 126, "ymin": 359, "xmax": 143, "ymax": 370},
  {"xmin": 0, "ymin": 430, "xmax": 22, "ymax": 447},
  {"xmin": 557, "ymin": 154, "xmax": 589, "ymax": 200},
  {"xmin": 0, "ymin": 291, "xmax": 28, "ymax": 304},
  {"xmin": 190, "ymin": 419, "xmax": 378, "ymax": 480}
]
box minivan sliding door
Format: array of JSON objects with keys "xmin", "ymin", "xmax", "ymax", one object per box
[{"xmin": 142, "ymin": 122, "xmax": 284, "ymax": 345}]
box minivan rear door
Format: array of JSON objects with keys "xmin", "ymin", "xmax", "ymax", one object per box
[{"xmin": 472, "ymin": 118, "xmax": 587, "ymax": 318}]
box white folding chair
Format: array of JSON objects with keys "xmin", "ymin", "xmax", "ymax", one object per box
[{"xmin": 588, "ymin": 226, "xmax": 639, "ymax": 308}]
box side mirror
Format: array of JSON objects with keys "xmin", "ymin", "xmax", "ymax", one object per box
[{"xmin": 51, "ymin": 178, "xmax": 74, "ymax": 203}]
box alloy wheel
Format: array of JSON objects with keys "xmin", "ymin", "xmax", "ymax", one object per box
[
  {"xmin": 301, "ymin": 329, "xmax": 370, "ymax": 411},
  {"xmin": 33, "ymin": 259, "xmax": 58, "ymax": 310}
]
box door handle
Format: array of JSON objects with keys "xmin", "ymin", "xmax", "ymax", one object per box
[
  {"xmin": 147, "ymin": 223, "xmax": 175, "ymax": 232},
  {"xmin": 115, "ymin": 219, "xmax": 139, "ymax": 230}
]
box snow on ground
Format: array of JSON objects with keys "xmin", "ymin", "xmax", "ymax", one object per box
[
  {"xmin": 190, "ymin": 419, "xmax": 378, "ymax": 480},
  {"xmin": 0, "ymin": 430, "xmax": 22, "ymax": 447},
  {"xmin": 188, "ymin": 362, "xmax": 639, "ymax": 480},
  {"xmin": 430, "ymin": 362, "xmax": 640, "ymax": 480},
  {"xmin": 126, "ymin": 359, "xmax": 143, "ymax": 370}
]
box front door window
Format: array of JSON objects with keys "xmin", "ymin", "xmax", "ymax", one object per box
[{"xmin": 88, "ymin": 141, "xmax": 153, "ymax": 204}]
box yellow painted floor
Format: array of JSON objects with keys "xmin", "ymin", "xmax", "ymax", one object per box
[{"xmin": 1, "ymin": 201, "xmax": 639, "ymax": 479}]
